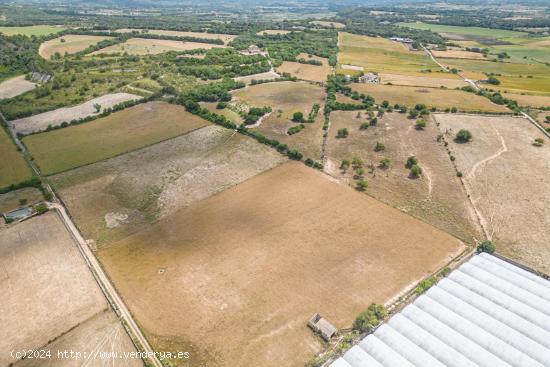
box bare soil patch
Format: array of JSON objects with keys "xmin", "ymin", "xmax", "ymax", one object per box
[
  {"xmin": 10, "ymin": 92, "xmax": 141, "ymax": 135},
  {"xmin": 435, "ymin": 114, "xmax": 550, "ymax": 273},
  {"xmin": 89, "ymin": 38, "xmax": 226, "ymax": 55},
  {"xmin": 50, "ymin": 125, "xmax": 286, "ymax": 246},
  {"xmin": 379, "ymin": 72, "xmax": 467, "ymax": 88},
  {"xmin": 326, "ymin": 111, "xmax": 481, "ymax": 242},
  {"xmin": 98, "ymin": 162, "xmax": 465, "ymax": 367},
  {"xmin": 0, "ymin": 212, "xmax": 108, "ymax": 366},
  {"xmin": 233, "ymin": 81, "xmax": 326, "ymax": 159},
  {"xmin": 276, "ymin": 61, "xmax": 330, "ymax": 82},
  {"xmin": 39, "ymin": 35, "xmax": 113, "ymax": 59},
  {"xmin": 0, "ymin": 75, "xmax": 36, "ymax": 100}
]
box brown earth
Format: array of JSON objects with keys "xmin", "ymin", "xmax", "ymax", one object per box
[
  {"xmin": 379, "ymin": 72, "xmax": 467, "ymax": 89},
  {"xmin": 276, "ymin": 61, "xmax": 330, "ymax": 83},
  {"xmin": 435, "ymin": 114, "xmax": 550, "ymax": 273},
  {"xmin": 0, "ymin": 75, "xmax": 36, "ymax": 99},
  {"xmin": 98, "ymin": 162, "xmax": 465, "ymax": 367},
  {"xmin": 89, "ymin": 38, "xmax": 226, "ymax": 55},
  {"xmin": 325, "ymin": 111, "xmax": 481, "ymax": 242}
]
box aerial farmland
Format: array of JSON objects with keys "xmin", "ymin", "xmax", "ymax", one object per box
[{"xmin": 2, "ymin": 1, "xmax": 550, "ymax": 366}]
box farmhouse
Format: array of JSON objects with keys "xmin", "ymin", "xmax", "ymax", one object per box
[
  {"xmin": 358, "ymin": 73, "xmax": 380, "ymax": 84},
  {"xmin": 308, "ymin": 313, "xmax": 338, "ymax": 341},
  {"xmin": 330, "ymin": 253, "xmax": 550, "ymax": 367},
  {"xmin": 390, "ymin": 36, "xmax": 414, "ymax": 44},
  {"xmin": 241, "ymin": 44, "xmax": 267, "ymax": 57}
]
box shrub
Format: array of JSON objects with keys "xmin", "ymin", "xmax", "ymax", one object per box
[
  {"xmin": 457, "ymin": 171, "xmax": 463, "ymax": 177},
  {"xmin": 356, "ymin": 179, "xmax": 368, "ymax": 191},
  {"xmin": 451, "ymin": 107, "xmax": 458, "ymax": 113},
  {"xmin": 477, "ymin": 240, "xmax": 495, "ymax": 254},
  {"xmin": 405, "ymin": 156, "xmax": 418, "ymax": 169},
  {"xmin": 545, "ymin": 116, "xmax": 550, "ymax": 123},
  {"xmin": 288, "ymin": 124, "xmax": 305, "ymax": 135},
  {"xmin": 34, "ymin": 203, "xmax": 49, "ymax": 214},
  {"xmin": 409, "ymin": 109, "xmax": 419, "ymax": 119},
  {"xmin": 353, "ymin": 304, "xmax": 386, "ymax": 333},
  {"xmin": 455, "ymin": 129, "xmax": 473, "ymax": 143},
  {"xmin": 410, "ymin": 164, "xmax": 422, "ymax": 178},
  {"xmin": 352, "ymin": 156, "xmax": 363, "ymax": 169},
  {"xmin": 337, "ymin": 128, "xmax": 349, "ymax": 138},
  {"xmin": 533, "ymin": 138, "xmax": 544, "ymax": 147},
  {"xmin": 216, "ymin": 101, "xmax": 227, "ymax": 109},
  {"xmin": 340, "ymin": 159, "xmax": 350, "ymax": 171},
  {"xmin": 292, "ymin": 111, "xmax": 304, "ymax": 122},
  {"xmin": 415, "ymin": 276, "xmax": 437, "ymax": 295},
  {"xmin": 370, "ymin": 117, "xmax": 378, "ymax": 126},
  {"xmin": 415, "ymin": 119, "xmax": 426, "ymax": 130},
  {"xmin": 360, "ymin": 122, "xmax": 370, "ymax": 130},
  {"xmin": 374, "ymin": 142, "xmax": 385, "ymax": 152},
  {"xmin": 379, "ymin": 158, "xmax": 391, "ymax": 169}
]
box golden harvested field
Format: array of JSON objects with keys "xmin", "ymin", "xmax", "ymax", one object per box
[
  {"xmin": 0, "ymin": 187, "xmax": 42, "ymax": 213},
  {"xmin": 115, "ymin": 29, "xmax": 236, "ymax": 44},
  {"xmin": 503, "ymin": 92, "xmax": 550, "ymax": 107},
  {"xmin": 89, "ymin": 38, "xmax": 225, "ymax": 55},
  {"xmin": 24, "ymin": 101, "xmax": 210, "ymax": 175},
  {"xmin": 39, "ymin": 35, "xmax": 113, "ymax": 59},
  {"xmin": 0, "ymin": 213, "xmax": 110, "ymax": 366},
  {"xmin": 435, "ymin": 114, "xmax": 550, "ymax": 274},
  {"xmin": 379, "ymin": 72, "xmax": 467, "ymax": 88},
  {"xmin": 256, "ymin": 29, "xmax": 292, "ymax": 35},
  {"xmin": 233, "ymin": 81, "xmax": 326, "ymax": 158},
  {"xmin": 51, "ymin": 125, "xmax": 286, "ymax": 246},
  {"xmin": 98, "ymin": 162, "xmax": 465, "ymax": 367},
  {"xmin": 0, "ymin": 75, "xmax": 36, "ymax": 100},
  {"xmin": 432, "ymin": 49, "xmax": 486, "ymax": 59},
  {"xmin": 276, "ymin": 61, "xmax": 330, "ymax": 82},
  {"xmin": 0, "ymin": 127, "xmax": 31, "ymax": 188},
  {"xmin": 311, "ymin": 20, "xmax": 345, "ymax": 28},
  {"xmin": 338, "ymin": 32, "xmax": 441, "ymax": 74},
  {"xmin": 0, "ymin": 25, "xmax": 65, "ymax": 36},
  {"xmin": 325, "ymin": 111, "xmax": 481, "ymax": 242},
  {"xmin": 350, "ymin": 83, "xmax": 510, "ymax": 112}
]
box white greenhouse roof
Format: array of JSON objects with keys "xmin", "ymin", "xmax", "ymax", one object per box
[{"xmin": 330, "ymin": 253, "xmax": 550, "ymax": 367}]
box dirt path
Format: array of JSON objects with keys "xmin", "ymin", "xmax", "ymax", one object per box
[
  {"xmin": 467, "ymin": 125, "xmax": 507, "ymax": 180},
  {"xmin": 246, "ymin": 111, "xmax": 272, "ymax": 128}
]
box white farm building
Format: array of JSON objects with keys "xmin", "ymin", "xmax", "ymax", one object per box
[{"xmin": 330, "ymin": 253, "xmax": 550, "ymax": 367}]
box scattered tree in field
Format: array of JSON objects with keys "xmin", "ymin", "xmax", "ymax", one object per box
[
  {"xmin": 415, "ymin": 119, "xmax": 427, "ymax": 130},
  {"xmin": 356, "ymin": 179, "xmax": 368, "ymax": 191},
  {"xmin": 370, "ymin": 117, "xmax": 378, "ymax": 126},
  {"xmin": 292, "ymin": 111, "xmax": 304, "ymax": 122},
  {"xmin": 374, "ymin": 142, "xmax": 385, "ymax": 152},
  {"xmin": 405, "ymin": 156, "xmax": 418, "ymax": 169},
  {"xmin": 379, "ymin": 158, "xmax": 391, "ymax": 169},
  {"xmin": 287, "ymin": 124, "xmax": 305, "ymax": 135},
  {"xmin": 360, "ymin": 122, "xmax": 370, "ymax": 130},
  {"xmin": 93, "ymin": 103, "xmax": 102, "ymax": 113},
  {"xmin": 545, "ymin": 116, "xmax": 550, "ymax": 123},
  {"xmin": 477, "ymin": 240, "xmax": 495, "ymax": 254},
  {"xmin": 409, "ymin": 109, "xmax": 419, "ymax": 119},
  {"xmin": 340, "ymin": 159, "xmax": 350, "ymax": 172},
  {"xmin": 352, "ymin": 156, "xmax": 363, "ymax": 169},
  {"xmin": 337, "ymin": 128, "xmax": 349, "ymax": 138},
  {"xmin": 354, "ymin": 304, "xmax": 386, "ymax": 332},
  {"xmin": 457, "ymin": 171, "xmax": 463, "ymax": 177},
  {"xmin": 216, "ymin": 101, "xmax": 227, "ymax": 109},
  {"xmin": 451, "ymin": 107, "xmax": 458, "ymax": 113},
  {"xmin": 455, "ymin": 129, "xmax": 473, "ymax": 143},
  {"xmin": 34, "ymin": 203, "xmax": 49, "ymax": 214},
  {"xmin": 533, "ymin": 138, "xmax": 544, "ymax": 147},
  {"xmin": 355, "ymin": 167, "xmax": 365, "ymax": 177},
  {"xmin": 487, "ymin": 76, "xmax": 501, "ymax": 85},
  {"xmin": 399, "ymin": 106, "xmax": 407, "ymax": 113},
  {"xmin": 409, "ymin": 164, "xmax": 422, "ymax": 178}
]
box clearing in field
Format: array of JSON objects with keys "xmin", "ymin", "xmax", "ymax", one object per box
[
  {"xmin": 24, "ymin": 101, "xmax": 210, "ymax": 175},
  {"xmin": 10, "ymin": 92, "xmax": 141, "ymax": 135},
  {"xmin": 325, "ymin": 111, "xmax": 480, "ymax": 242},
  {"xmin": 0, "ymin": 75, "xmax": 36, "ymax": 100},
  {"xmin": 0, "ymin": 212, "xmax": 140, "ymax": 366},
  {"xmin": 89, "ymin": 38, "xmax": 225, "ymax": 55},
  {"xmin": 115, "ymin": 29, "xmax": 237, "ymax": 44},
  {"xmin": 98, "ymin": 162, "xmax": 465, "ymax": 367},
  {"xmin": 0, "ymin": 126, "xmax": 31, "ymax": 188},
  {"xmin": 435, "ymin": 114, "xmax": 550, "ymax": 274},
  {"xmin": 50, "ymin": 125, "xmax": 286, "ymax": 245},
  {"xmin": 39, "ymin": 34, "xmax": 113, "ymax": 59},
  {"xmin": 276, "ymin": 59, "xmax": 330, "ymax": 82},
  {"xmin": 378, "ymin": 72, "xmax": 466, "ymax": 88},
  {"xmin": 337, "ymin": 32, "xmax": 441, "ymax": 75},
  {"xmin": 0, "ymin": 25, "xmax": 66, "ymax": 36},
  {"xmin": 350, "ymin": 83, "xmax": 509, "ymax": 112},
  {"xmin": 233, "ymin": 81, "xmax": 326, "ymax": 158}
]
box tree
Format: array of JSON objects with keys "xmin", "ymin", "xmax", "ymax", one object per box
[
  {"xmin": 340, "ymin": 159, "xmax": 350, "ymax": 172},
  {"xmin": 354, "ymin": 304, "xmax": 386, "ymax": 332},
  {"xmin": 409, "ymin": 109, "xmax": 419, "ymax": 119},
  {"xmin": 34, "ymin": 203, "xmax": 49, "ymax": 214},
  {"xmin": 455, "ymin": 129, "xmax": 473, "ymax": 143},
  {"xmin": 477, "ymin": 240, "xmax": 495, "ymax": 254},
  {"xmin": 370, "ymin": 117, "xmax": 378, "ymax": 126},
  {"xmin": 352, "ymin": 156, "xmax": 363, "ymax": 169},
  {"xmin": 410, "ymin": 164, "xmax": 422, "ymax": 178},
  {"xmin": 405, "ymin": 156, "xmax": 418, "ymax": 169},
  {"xmin": 93, "ymin": 103, "xmax": 102, "ymax": 113},
  {"xmin": 415, "ymin": 119, "xmax": 426, "ymax": 130},
  {"xmin": 374, "ymin": 142, "xmax": 385, "ymax": 152},
  {"xmin": 379, "ymin": 158, "xmax": 391, "ymax": 169},
  {"xmin": 292, "ymin": 111, "xmax": 304, "ymax": 122},
  {"xmin": 487, "ymin": 76, "xmax": 501, "ymax": 85},
  {"xmin": 337, "ymin": 128, "xmax": 349, "ymax": 138},
  {"xmin": 356, "ymin": 179, "xmax": 368, "ymax": 191}
]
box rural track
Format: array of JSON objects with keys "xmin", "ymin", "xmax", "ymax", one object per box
[{"xmin": 3, "ymin": 116, "xmax": 164, "ymax": 367}]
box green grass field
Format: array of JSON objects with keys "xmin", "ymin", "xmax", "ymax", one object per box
[
  {"xmin": 24, "ymin": 101, "xmax": 210, "ymax": 175},
  {"xmin": 397, "ymin": 22, "xmax": 525, "ymax": 39},
  {"xmin": 0, "ymin": 25, "xmax": 66, "ymax": 37},
  {"xmin": 0, "ymin": 127, "xmax": 32, "ymax": 188}
]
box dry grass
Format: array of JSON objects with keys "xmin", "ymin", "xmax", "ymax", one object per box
[
  {"xmin": 503, "ymin": 92, "xmax": 550, "ymax": 108},
  {"xmin": 350, "ymin": 83, "xmax": 510, "ymax": 112},
  {"xmin": 0, "ymin": 126, "xmax": 31, "ymax": 188},
  {"xmin": 233, "ymin": 70, "xmax": 280, "ymax": 85},
  {"xmin": 39, "ymin": 35, "xmax": 113, "ymax": 59},
  {"xmin": 379, "ymin": 72, "xmax": 467, "ymax": 88},
  {"xmin": 435, "ymin": 114, "xmax": 550, "ymax": 274},
  {"xmin": 98, "ymin": 162, "xmax": 465, "ymax": 367},
  {"xmin": 432, "ymin": 50, "xmax": 487, "ymax": 59},
  {"xmin": 276, "ymin": 61, "xmax": 330, "ymax": 82},
  {"xmin": 233, "ymin": 81, "xmax": 326, "ymax": 158},
  {"xmin": 115, "ymin": 29, "xmax": 237, "ymax": 44},
  {"xmin": 310, "ymin": 20, "xmax": 345, "ymax": 29},
  {"xmin": 24, "ymin": 101, "xmax": 210, "ymax": 174},
  {"xmin": 0, "ymin": 187, "xmax": 42, "ymax": 213},
  {"xmin": 256, "ymin": 29, "xmax": 292, "ymax": 35},
  {"xmin": 50, "ymin": 125, "xmax": 286, "ymax": 246},
  {"xmin": 89, "ymin": 38, "xmax": 226, "ymax": 55},
  {"xmin": 325, "ymin": 111, "xmax": 481, "ymax": 242},
  {"xmin": 0, "ymin": 212, "xmax": 108, "ymax": 366},
  {"xmin": 11, "ymin": 93, "xmax": 142, "ymax": 135},
  {"xmin": 0, "ymin": 75, "xmax": 36, "ymax": 99}
]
